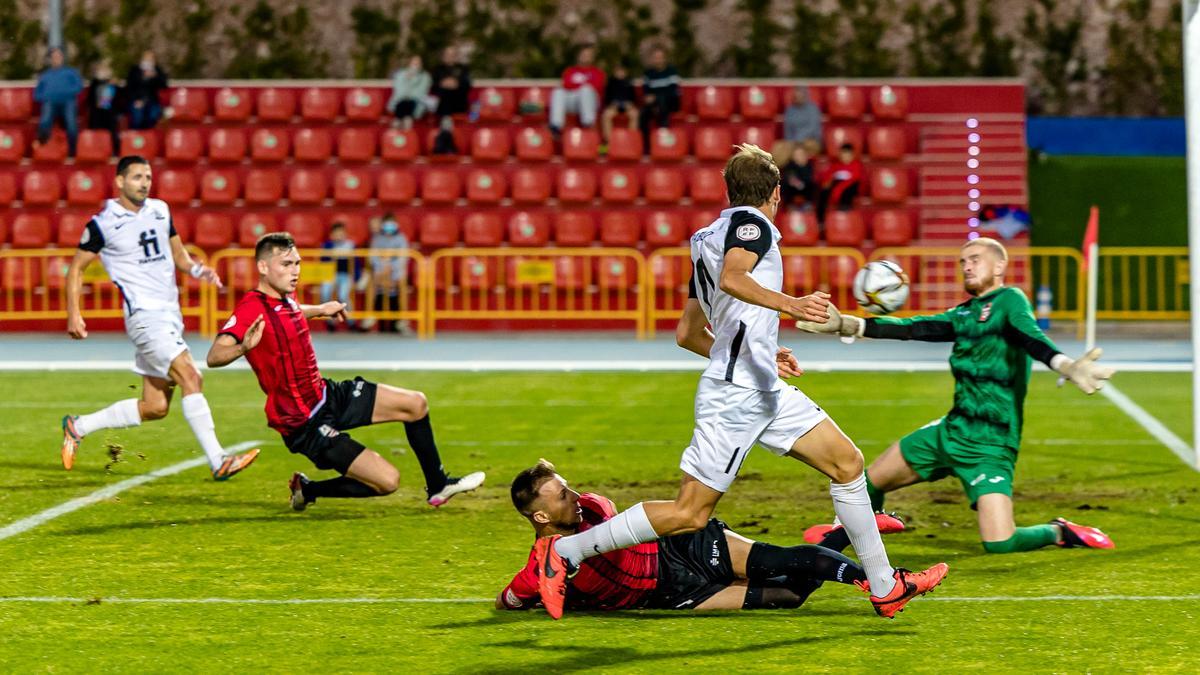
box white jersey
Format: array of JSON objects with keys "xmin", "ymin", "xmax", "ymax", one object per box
[
  {"xmin": 80, "ymin": 198, "xmax": 179, "ymax": 317},
  {"xmin": 689, "ymin": 206, "xmax": 785, "ymax": 392}
]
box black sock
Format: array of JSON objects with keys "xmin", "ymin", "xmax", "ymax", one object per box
[
  {"xmin": 745, "ymin": 542, "xmax": 866, "ymax": 586},
  {"xmin": 301, "ymin": 476, "xmax": 378, "ymax": 501},
  {"xmin": 403, "ymin": 414, "xmax": 448, "ymax": 494},
  {"xmin": 818, "ymin": 527, "xmax": 852, "ymax": 553}
]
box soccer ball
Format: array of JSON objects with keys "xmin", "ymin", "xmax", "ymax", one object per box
[{"xmin": 852, "ymin": 260, "xmax": 910, "ymax": 315}]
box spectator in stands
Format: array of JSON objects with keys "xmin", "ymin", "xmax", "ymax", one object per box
[
  {"xmin": 387, "ymin": 55, "xmax": 432, "ymax": 130},
  {"xmin": 85, "ymin": 59, "xmax": 122, "ymax": 157},
  {"xmin": 320, "ymin": 222, "xmax": 360, "ymax": 333},
  {"xmin": 370, "ymin": 213, "xmax": 413, "ymax": 335},
  {"xmin": 640, "ymin": 46, "xmax": 681, "ymax": 153},
  {"xmin": 33, "ymin": 47, "xmax": 83, "ymax": 158},
  {"xmin": 430, "ymin": 115, "xmax": 459, "ymax": 155},
  {"xmin": 817, "ymin": 143, "xmax": 864, "ymax": 224},
  {"xmin": 783, "ymin": 85, "xmax": 822, "ymax": 156},
  {"xmin": 431, "ymin": 45, "xmax": 471, "ymax": 119},
  {"xmin": 549, "ymin": 44, "xmax": 605, "ymax": 138},
  {"xmin": 780, "ymin": 144, "xmax": 817, "ymax": 211},
  {"xmin": 600, "ymin": 62, "xmax": 638, "ymax": 151},
  {"xmin": 125, "ymin": 50, "xmax": 168, "ymax": 129}
]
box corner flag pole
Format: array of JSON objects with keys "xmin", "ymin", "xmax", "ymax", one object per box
[
  {"xmin": 1083, "ymin": 206, "xmax": 1099, "ymax": 351},
  {"xmin": 1184, "ymin": 0, "xmax": 1200, "ymax": 468}
]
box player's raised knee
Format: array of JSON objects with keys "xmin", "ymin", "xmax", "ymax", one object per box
[
  {"xmin": 141, "ymin": 400, "xmax": 170, "ymax": 421},
  {"xmin": 828, "ymin": 446, "xmax": 865, "ymax": 484},
  {"xmin": 375, "ymin": 468, "xmax": 401, "ymax": 494}
]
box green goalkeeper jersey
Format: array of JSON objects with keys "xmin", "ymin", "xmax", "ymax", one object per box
[{"xmin": 864, "ymin": 286, "xmax": 1063, "ymax": 450}]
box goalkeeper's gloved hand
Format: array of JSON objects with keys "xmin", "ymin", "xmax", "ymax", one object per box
[
  {"xmin": 794, "ymin": 304, "xmax": 864, "ymax": 339},
  {"xmin": 1052, "ymin": 348, "xmax": 1116, "ymax": 394}
]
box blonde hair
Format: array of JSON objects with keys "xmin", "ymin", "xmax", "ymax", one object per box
[
  {"xmin": 723, "ymin": 143, "xmax": 779, "ymax": 207},
  {"xmin": 963, "ymin": 236, "xmax": 1008, "ymax": 263}
]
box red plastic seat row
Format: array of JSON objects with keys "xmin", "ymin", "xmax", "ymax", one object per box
[
  {"xmin": 169, "ymin": 86, "xmax": 386, "ymax": 123},
  {"xmin": 5, "ymin": 169, "xmax": 112, "ymax": 206},
  {"xmin": 821, "ymin": 125, "xmax": 907, "ymax": 159},
  {"xmin": 695, "ymin": 85, "xmax": 908, "ymax": 120}
]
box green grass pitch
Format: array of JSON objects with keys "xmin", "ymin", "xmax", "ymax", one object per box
[{"xmin": 0, "ymin": 369, "xmax": 1196, "ymax": 672}]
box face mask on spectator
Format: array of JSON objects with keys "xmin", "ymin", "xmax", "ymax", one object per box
[
  {"xmin": 141, "ymin": 60, "xmax": 154, "ymax": 71},
  {"xmin": 381, "ymin": 220, "xmax": 399, "ymax": 235}
]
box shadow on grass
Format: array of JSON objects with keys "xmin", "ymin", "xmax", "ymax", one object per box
[{"xmin": 52, "ymin": 511, "xmax": 370, "ymax": 536}]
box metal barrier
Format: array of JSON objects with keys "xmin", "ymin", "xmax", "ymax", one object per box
[
  {"xmin": 1096, "ymin": 247, "xmax": 1190, "ymax": 320},
  {"xmin": 0, "ymin": 246, "xmax": 208, "ymax": 329},
  {"xmin": 645, "ymin": 247, "xmax": 867, "ymax": 337},
  {"xmin": 205, "ymin": 248, "xmax": 427, "ymax": 337},
  {"xmin": 426, "ymin": 247, "xmax": 647, "ymax": 337}
]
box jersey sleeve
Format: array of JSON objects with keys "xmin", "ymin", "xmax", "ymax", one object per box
[
  {"xmin": 217, "ymin": 301, "xmax": 261, "ymax": 343},
  {"xmin": 78, "ymin": 219, "xmax": 105, "ymax": 253},
  {"xmin": 497, "ymin": 551, "xmax": 541, "ymax": 610},
  {"xmin": 999, "ymin": 288, "xmax": 1061, "ymax": 367},
  {"xmin": 687, "ymin": 267, "xmax": 697, "ymax": 299},
  {"xmin": 864, "ymin": 310, "xmax": 957, "ymax": 342},
  {"xmin": 723, "ymin": 211, "xmax": 773, "ymax": 266}
]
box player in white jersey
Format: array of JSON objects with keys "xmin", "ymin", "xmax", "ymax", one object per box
[
  {"xmin": 534, "ymin": 145, "xmax": 948, "ymax": 620},
  {"xmin": 60, "ymin": 155, "xmax": 259, "ymax": 480}
]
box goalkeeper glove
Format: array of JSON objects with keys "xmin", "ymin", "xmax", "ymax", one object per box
[
  {"xmin": 1052, "ymin": 348, "xmax": 1115, "ymax": 394},
  {"xmin": 794, "ymin": 304, "xmax": 865, "ymax": 339}
]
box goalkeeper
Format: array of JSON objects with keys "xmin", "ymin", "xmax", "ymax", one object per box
[{"xmin": 796, "ymin": 237, "xmax": 1117, "ymax": 554}]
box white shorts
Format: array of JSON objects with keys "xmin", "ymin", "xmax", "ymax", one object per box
[
  {"xmin": 680, "ymin": 377, "xmax": 829, "ymax": 493},
  {"xmin": 125, "ymin": 310, "xmax": 188, "ymax": 379}
]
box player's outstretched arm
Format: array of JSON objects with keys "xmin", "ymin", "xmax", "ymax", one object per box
[
  {"xmin": 798, "ymin": 310, "xmax": 956, "ymax": 343},
  {"xmin": 65, "ymin": 249, "xmax": 99, "ymax": 339},
  {"xmin": 207, "ymin": 316, "xmax": 264, "ymax": 368},
  {"xmin": 301, "ymin": 301, "xmax": 348, "ymax": 322},
  {"xmin": 718, "ymin": 247, "xmax": 830, "ymax": 322},
  {"xmin": 1051, "ymin": 348, "xmax": 1116, "ymax": 394},
  {"xmin": 676, "ymin": 298, "xmax": 715, "ymax": 358},
  {"xmin": 169, "ymin": 235, "xmax": 222, "ymax": 289},
  {"xmin": 999, "ymin": 289, "xmax": 1115, "ymax": 393}
]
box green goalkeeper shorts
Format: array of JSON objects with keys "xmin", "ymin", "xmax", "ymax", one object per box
[{"xmin": 899, "ymin": 418, "xmax": 1017, "ymax": 508}]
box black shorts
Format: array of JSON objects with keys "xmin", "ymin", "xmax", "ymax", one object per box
[
  {"xmin": 282, "ymin": 377, "xmax": 377, "ymax": 474},
  {"xmin": 647, "ymin": 518, "xmax": 733, "ymax": 610}
]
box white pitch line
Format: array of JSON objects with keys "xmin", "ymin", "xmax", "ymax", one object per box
[
  {"xmin": 1100, "ymin": 384, "xmax": 1197, "ymax": 470},
  {"xmin": 0, "ymin": 440, "xmax": 263, "ymax": 543}
]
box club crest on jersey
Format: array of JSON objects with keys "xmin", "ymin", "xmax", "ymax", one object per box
[
  {"xmin": 979, "ymin": 303, "xmax": 993, "ymax": 322},
  {"xmin": 79, "ymin": 227, "xmax": 91, "ymax": 245},
  {"xmin": 735, "ymin": 223, "xmax": 761, "ymax": 241}
]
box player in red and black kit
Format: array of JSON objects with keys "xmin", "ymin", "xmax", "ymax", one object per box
[
  {"xmin": 206, "ymin": 233, "xmax": 485, "ymax": 510},
  {"xmin": 500, "ymin": 459, "xmax": 905, "ymax": 612}
]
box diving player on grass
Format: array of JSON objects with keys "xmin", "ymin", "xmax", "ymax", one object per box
[
  {"xmin": 796, "ymin": 237, "xmax": 1116, "ymax": 553},
  {"xmin": 206, "ymin": 232, "xmax": 484, "ymax": 509}
]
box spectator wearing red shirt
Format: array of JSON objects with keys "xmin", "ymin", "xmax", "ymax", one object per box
[
  {"xmin": 549, "ymin": 44, "xmax": 605, "ymax": 136},
  {"xmin": 817, "ymin": 143, "xmax": 864, "ymax": 224}
]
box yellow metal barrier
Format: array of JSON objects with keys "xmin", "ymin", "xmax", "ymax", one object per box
[
  {"xmin": 1096, "ymin": 247, "xmax": 1189, "ymax": 320},
  {"xmin": 205, "ymin": 248, "xmax": 427, "ymax": 337},
  {"xmin": 426, "ymin": 247, "xmax": 646, "ymax": 338},
  {"xmin": 0, "ymin": 246, "xmax": 209, "ymax": 330},
  {"xmin": 646, "ymin": 247, "xmax": 867, "ymax": 337}
]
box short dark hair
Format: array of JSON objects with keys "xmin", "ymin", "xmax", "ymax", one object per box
[
  {"xmin": 116, "ymin": 155, "xmax": 150, "ymax": 177},
  {"xmin": 255, "ymin": 232, "xmax": 296, "ymax": 260},
  {"xmin": 839, "ymin": 143, "xmax": 855, "ymax": 153},
  {"xmin": 510, "ymin": 459, "xmax": 558, "ymax": 516},
  {"xmin": 329, "ymin": 221, "xmax": 345, "ymax": 232}
]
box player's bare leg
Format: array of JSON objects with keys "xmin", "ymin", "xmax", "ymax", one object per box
[
  {"xmin": 60, "ymin": 375, "xmax": 172, "ymax": 470},
  {"xmin": 290, "ymin": 450, "xmax": 397, "ymax": 512},
  {"xmin": 344, "ymin": 449, "xmax": 400, "ymax": 494},
  {"xmin": 804, "ymin": 441, "xmax": 920, "ymax": 542},
  {"xmin": 976, "ymin": 493, "xmax": 1113, "ymax": 552},
  {"xmin": 640, "ymin": 474, "xmax": 725, "ymax": 536},
  {"xmin": 166, "ymin": 351, "xmax": 258, "ymax": 480}
]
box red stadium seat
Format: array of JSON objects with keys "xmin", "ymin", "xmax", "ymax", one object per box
[
  {"xmin": 596, "ymin": 256, "xmax": 636, "ymax": 289},
  {"xmin": 0, "ymin": 88, "xmax": 33, "ymax": 121},
  {"xmin": 0, "ymin": 129, "xmax": 25, "ymax": 162},
  {"xmin": 238, "ymin": 213, "xmax": 278, "ymax": 247},
  {"xmin": 206, "ymin": 128, "xmax": 246, "ymax": 163},
  {"xmin": 244, "ymin": 169, "xmax": 285, "ymax": 205},
  {"xmin": 824, "ymin": 126, "xmax": 863, "ymax": 156},
  {"xmin": 421, "ymin": 169, "xmax": 462, "ymax": 204},
  {"xmin": 0, "ymin": 173, "xmax": 15, "ymax": 204},
  {"xmin": 250, "ymin": 128, "xmax": 290, "ymax": 162},
  {"xmin": 200, "ymin": 169, "xmax": 239, "ymax": 205},
  {"xmin": 696, "ymin": 86, "xmax": 735, "ymax": 119},
  {"xmin": 170, "ymin": 213, "xmax": 192, "ymax": 242},
  {"xmin": 870, "ymin": 167, "xmax": 909, "ymax": 203},
  {"xmin": 168, "ymin": 87, "xmax": 207, "ymax": 122},
  {"xmin": 867, "ymin": 126, "xmax": 906, "ymax": 160},
  {"xmin": 870, "ymin": 85, "xmax": 909, "ymax": 120},
  {"xmin": 463, "ymin": 213, "xmax": 504, "ymax": 247},
  {"xmin": 193, "ymin": 213, "xmax": 234, "ymax": 250},
  {"xmin": 293, "ymin": 128, "xmax": 333, "ymax": 162},
  {"xmin": 156, "ymin": 169, "xmax": 196, "ymax": 203},
  {"xmin": 599, "ymin": 213, "xmax": 641, "ymax": 247},
  {"xmin": 255, "ymin": 87, "xmax": 296, "ymax": 121},
  {"xmin": 607, "ymin": 128, "xmax": 642, "ymax": 161},
  {"xmin": 511, "ymin": 168, "xmax": 552, "ymax": 204},
  {"xmin": 470, "ymin": 127, "xmax": 511, "ymax": 162},
  {"xmin": 11, "ymin": 214, "xmax": 51, "ymax": 248},
  {"xmin": 288, "ymin": 169, "xmax": 328, "ymax": 204},
  {"xmin": 380, "ymin": 128, "xmax": 420, "ymax": 161},
  {"xmin": 650, "ymin": 254, "xmax": 683, "ymax": 290},
  {"xmin": 378, "ymin": 169, "xmax": 417, "ymax": 204},
  {"xmin": 337, "ymin": 128, "xmax": 377, "ymax": 162},
  {"xmin": 556, "ymin": 168, "xmax": 596, "ymax": 204},
  {"xmin": 300, "ymin": 88, "xmax": 339, "ymax": 121},
  {"xmin": 164, "ymin": 128, "xmax": 203, "ymax": 162},
  {"xmin": 518, "ymin": 87, "xmax": 550, "ymax": 118},
  {"xmin": 478, "ymin": 87, "xmax": 516, "ymax": 121},
  {"xmin": 694, "ymin": 127, "xmax": 733, "ymax": 162},
  {"xmin": 779, "ymin": 209, "xmax": 820, "ymax": 246},
  {"xmin": 783, "ymin": 256, "xmax": 818, "ymax": 293},
  {"xmin": 508, "ymin": 211, "xmax": 551, "ymax": 246},
  {"xmin": 554, "ymin": 256, "xmax": 588, "ymax": 289},
  {"xmin": 736, "ymin": 125, "xmax": 776, "ymax": 150},
  {"xmin": 344, "ymin": 87, "xmax": 384, "ymax": 121},
  {"xmin": 57, "ymin": 212, "xmax": 91, "ymax": 247},
  {"xmin": 466, "ymin": 168, "xmax": 506, "ymax": 204},
  {"xmin": 739, "ymin": 85, "xmax": 780, "ymax": 119},
  {"xmin": 285, "ymin": 213, "xmax": 326, "ymax": 247},
  {"xmin": 67, "ymin": 170, "xmax": 107, "ymax": 205},
  {"xmin": 2, "ymin": 258, "xmax": 43, "ymax": 290},
  {"xmin": 826, "ymin": 255, "xmax": 859, "ymax": 292},
  {"xmin": 333, "ymin": 168, "xmax": 372, "ymax": 204},
  {"xmin": 826, "ymin": 86, "xmax": 865, "ymax": 119},
  {"xmin": 458, "ymin": 256, "xmax": 496, "ymax": 290},
  {"xmin": 76, "ymin": 130, "xmax": 113, "ymax": 163},
  {"xmin": 554, "ymin": 212, "xmax": 596, "ymax": 247},
  {"xmin": 600, "ymin": 168, "xmax": 639, "ymax": 204},
  {"xmin": 21, "ymin": 170, "xmax": 61, "ymax": 205},
  {"xmin": 213, "ymin": 88, "xmax": 252, "ymax": 121},
  {"xmin": 644, "ymin": 211, "xmax": 686, "ymax": 248},
  {"xmin": 0, "ymin": 214, "xmax": 8, "ymax": 244},
  {"xmin": 689, "ymin": 168, "xmax": 726, "ymax": 204},
  {"xmin": 643, "ymin": 168, "xmax": 685, "ymax": 204},
  {"xmin": 330, "ymin": 212, "xmax": 371, "ymax": 246},
  {"xmin": 824, "ymin": 211, "xmax": 866, "ymax": 247},
  {"xmin": 120, "ymin": 130, "xmax": 159, "ymax": 159},
  {"xmin": 563, "ymin": 128, "xmax": 600, "ymax": 161},
  {"xmin": 515, "ymin": 127, "xmax": 553, "ymax": 161},
  {"xmin": 32, "ymin": 131, "xmax": 68, "ymax": 162},
  {"xmin": 650, "ymin": 128, "xmax": 688, "ymax": 161},
  {"xmin": 872, "ymin": 209, "xmax": 913, "ymax": 246},
  {"xmin": 418, "ymin": 213, "xmax": 460, "ymax": 248}
]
